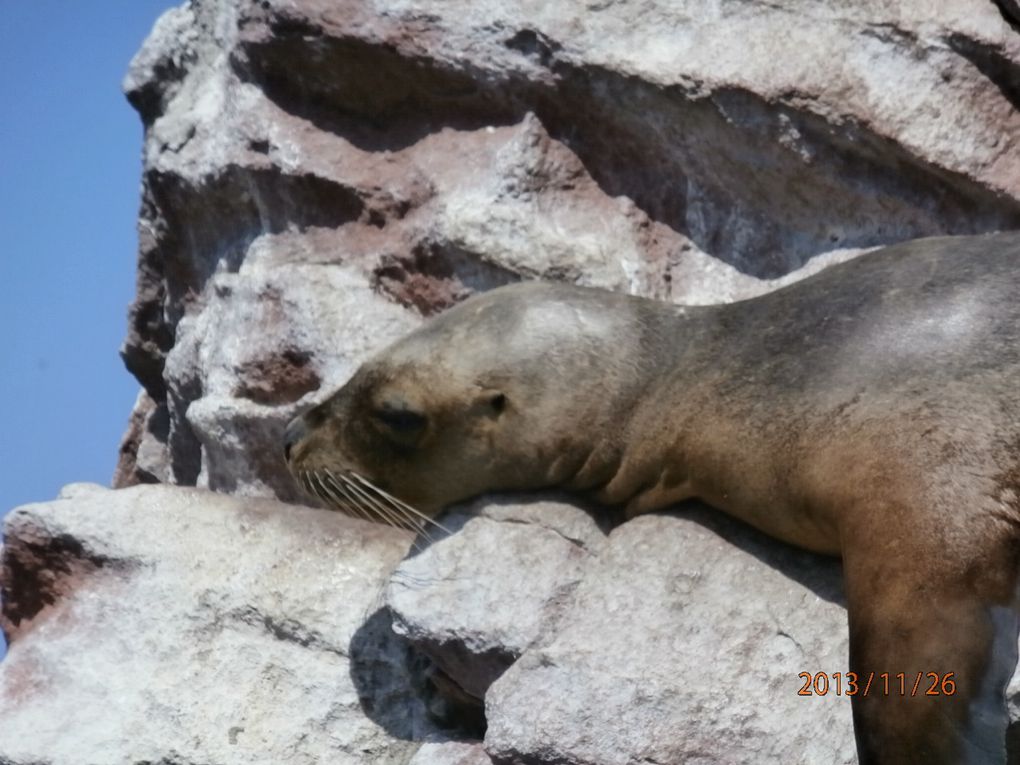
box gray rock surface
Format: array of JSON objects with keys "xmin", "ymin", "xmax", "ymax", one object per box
[
  {"xmin": 408, "ymin": 741, "xmax": 492, "ymax": 765},
  {"xmin": 389, "ymin": 502, "xmax": 855, "ymax": 764},
  {"xmin": 0, "ymin": 483, "xmax": 445, "ymax": 764},
  {"xmin": 388, "ymin": 497, "xmax": 607, "ymax": 700},
  {"xmin": 3, "ymin": 486, "xmax": 1018, "ymax": 763},
  {"xmin": 486, "ymin": 510, "xmax": 855, "ymax": 764}
]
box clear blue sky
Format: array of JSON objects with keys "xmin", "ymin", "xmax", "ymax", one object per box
[{"xmin": 0, "ymin": 2, "xmax": 176, "ymax": 520}]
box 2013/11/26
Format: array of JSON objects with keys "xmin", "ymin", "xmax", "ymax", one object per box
[{"xmin": 797, "ymin": 671, "xmax": 957, "ymax": 697}]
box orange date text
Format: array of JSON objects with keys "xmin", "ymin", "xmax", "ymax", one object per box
[{"xmin": 796, "ymin": 672, "xmax": 956, "ymax": 697}]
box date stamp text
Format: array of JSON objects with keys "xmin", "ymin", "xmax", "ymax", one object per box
[{"xmin": 797, "ymin": 672, "xmax": 956, "ymax": 697}]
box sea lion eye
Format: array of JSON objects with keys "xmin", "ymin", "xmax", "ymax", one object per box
[
  {"xmin": 372, "ymin": 407, "xmax": 427, "ymax": 433},
  {"xmin": 490, "ymin": 393, "xmax": 507, "ymax": 414}
]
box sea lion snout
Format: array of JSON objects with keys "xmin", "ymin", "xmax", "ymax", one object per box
[{"xmin": 282, "ymin": 415, "xmax": 308, "ymax": 463}]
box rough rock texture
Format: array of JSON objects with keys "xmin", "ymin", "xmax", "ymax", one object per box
[
  {"xmin": 408, "ymin": 742, "xmax": 493, "ymax": 765},
  {"xmin": 4, "ymin": 487, "xmax": 1018, "ymax": 763},
  {"xmin": 389, "ymin": 502, "xmax": 855, "ymax": 764},
  {"xmin": 0, "ymin": 483, "xmax": 447, "ymax": 764},
  {"xmin": 4, "ymin": 1, "xmax": 1020, "ymax": 764},
  {"xmin": 388, "ymin": 497, "xmax": 608, "ymax": 702},
  {"xmin": 487, "ymin": 512, "xmax": 853, "ymax": 764}
]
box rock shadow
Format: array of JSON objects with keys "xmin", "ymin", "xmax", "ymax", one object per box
[{"xmin": 348, "ymin": 606, "xmax": 487, "ymax": 743}]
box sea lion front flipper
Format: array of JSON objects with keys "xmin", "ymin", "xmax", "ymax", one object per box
[{"xmin": 843, "ymin": 539, "xmax": 1019, "ymax": 765}]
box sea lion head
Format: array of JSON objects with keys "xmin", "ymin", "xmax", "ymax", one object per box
[{"xmin": 283, "ymin": 281, "xmax": 646, "ymax": 527}]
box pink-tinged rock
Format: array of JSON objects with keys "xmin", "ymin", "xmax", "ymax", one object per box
[{"xmin": 0, "ymin": 483, "xmax": 449, "ymax": 764}]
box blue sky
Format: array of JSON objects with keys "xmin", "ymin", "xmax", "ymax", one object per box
[{"xmin": 0, "ymin": 2, "xmax": 176, "ymax": 520}]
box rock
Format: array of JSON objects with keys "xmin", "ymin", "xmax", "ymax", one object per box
[
  {"xmin": 389, "ymin": 501, "xmax": 855, "ymax": 764},
  {"xmin": 4, "ymin": 485, "xmax": 1018, "ymax": 763},
  {"xmin": 1000, "ymin": 2, "xmax": 1020, "ymax": 29},
  {"xmin": 111, "ymin": 390, "xmax": 159, "ymax": 487},
  {"xmin": 387, "ymin": 497, "xmax": 607, "ymax": 700},
  {"xmin": 161, "ymin": 262, "xmax": 419, "ymax": 500},
  {"xmin": 0, "ymin": 484, "xmax": 451, "ymax": 764},
  {"xmin": 485, "ymin": 509, "xmax": 855, "ymax": 764},
  {"xmin": 114, "ymin": 0, "xmax": 1020, "ymax": 499},
  {"xmin": 389, "ymin": 498, "xmax": 1020, "ymax": 763},
  {"xmin": 408, "ymin": 741, "xmax": 492, "ymax": 765},
  {"xmin": 1011, "ymin": 668, "xmax": 1020, "ymax": 765}
]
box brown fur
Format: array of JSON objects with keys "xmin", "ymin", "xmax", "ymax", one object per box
[{"xmin": 286, "ymin": 231, "xmax": 1020, "ymax": 764}]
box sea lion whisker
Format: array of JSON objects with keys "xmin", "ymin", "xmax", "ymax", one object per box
[
  {"xmin": 304, "ymin": 471, "xmax": 331, "ymax": 506},
  {"xmin": 376, "ymin": 493, "xmax": 424, "ymax": 534},
  {"xmin": 345, "ymin": 477, "xmax": 432, "ymax": 542},
  {"xmin": 349, "ymin": 473, "xmax": 451, "ymax": 536},
  {"xmin": 334, "ymin": 471, "xmax": 410, "ymax": 528},
  {"xmin": 348, "ymin": 478, "xmax": 422, "ymax": 532},
  {"xmin": 299, "ymin": 470, "xmax": 318, "ymax": 498},
  {"xmin": 308, "ymin": 471, "xmax": 343, "ymax": 510},
  {"xmin": 375, "ymin": 491, "xmax": 435, "ymax": 541},
  {"xmin": 348, "ymin": 483, "xmax": 432, "ymax": 550},
  {"xmin": 320, "ymin": 470, "xmax": 374, "ymax": 523},
  {"xmin": 342, "ymin": 474, "xmax": 428, "ymax": 538},
  {"xmin": 311, "ymin": 471, "xmax": 365, "ymax": 520},
  {"xmin": 344, "ymin": 473, "xmax": 432, "ymax": 538},
  {"xmin": 326, "ymin": 471, "xmax": 393, "ymax": 526},
  {"xmin": 344, "ymin": 472, "xmax": 430, "ymax": 535},
  {"xmin": 331, "ymin": 471, "xmax": 400, "ymax": 528}
]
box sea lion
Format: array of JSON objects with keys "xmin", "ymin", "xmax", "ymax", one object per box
[{"xmin": 284, "ymin": 231, "xmax": 1020, "ymax": 764}]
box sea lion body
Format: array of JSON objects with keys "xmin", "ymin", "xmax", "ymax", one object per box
[{"xmin": 285, "ymin": 232, "xmax": 1020, "ymax": 764}]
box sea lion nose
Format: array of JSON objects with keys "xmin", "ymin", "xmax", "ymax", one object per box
[{"xmin": 283, "ymin": 416, "xmax": 308, "ymax": 462}]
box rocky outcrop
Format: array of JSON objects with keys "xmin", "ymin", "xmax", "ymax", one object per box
[
  {"xmin": 5, "ymin": 487, "xmax": 1018, "ymax": 763},
  {"xmin": 2, "ymin": 0, "xmax": 1020, "ymax": 763},
  {"xmin": 113, "ymin": 0, "xmax": 1020, "ymax": 500}
]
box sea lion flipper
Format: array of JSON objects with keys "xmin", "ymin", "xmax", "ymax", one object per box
[{"xmin": 844, "ymin": 548, "xmax": 1018, "ymax": 764}]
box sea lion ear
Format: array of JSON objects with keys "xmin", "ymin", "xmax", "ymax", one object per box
[
  {"xmin": 474, "ymin": 389, "xmax": 507, "ymax": 417},
  {"xmin": 489, "ymin": 392, "xmax": 507, "ymax": 415}
]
